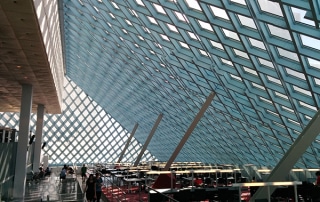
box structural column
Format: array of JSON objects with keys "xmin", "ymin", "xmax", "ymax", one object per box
[
  {"xmin": 33, "ymin": 104, "xmax": 45, "ymax": 172},
  {"xmin": 13, "ymin": 84, "xmax": 33, "ymax": 200},
  {"xmin": 164, "ymin": 92, "xmax": 215, "ymax": 171},
  {"xmin": 252, "ymin": 109, "xmax": 320, "ymax": 200},
  {"xmin": 134, "ymin": 114, "xmax": 163, "ymax": 167},
  {"xmin": 117, "ymin": 123, "xmax": 139, "ymax": 163}
]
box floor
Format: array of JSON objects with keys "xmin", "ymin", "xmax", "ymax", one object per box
[{"xmin": 9, "ymin": 170, "xmax": 85, "ymax": 202}]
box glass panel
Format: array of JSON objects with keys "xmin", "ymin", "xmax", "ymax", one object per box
[
  {"xmin": 237, "ymin": 14, "xmax": 257, "ymax": 29},
  {"xmin": 210, "ymin": 5, "xmax": 229, "ymax": 20},
  {"xmin": 258, "ymin": 0, "xmax": 283, "ymax": 17},
  {"xmin": 267, "ymin": 24, "xmax": 291, "ymax": 41}
]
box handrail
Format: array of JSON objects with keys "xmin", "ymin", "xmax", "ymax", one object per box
[
  {"xmin": 147, "ymin": 186, "xmax": 179, "ymax": 202},
  {"xmin": 101, "ymin": 173, "xmax": 127, "ymax": 202}
]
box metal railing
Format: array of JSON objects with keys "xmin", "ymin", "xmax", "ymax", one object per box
[
  {"xmin": 102, "ymin": 173, "xmax": 127, "ymax": 202},
  {"xmin": 146, "ymin": 186, "xmax": 179, "ymax": 202}
]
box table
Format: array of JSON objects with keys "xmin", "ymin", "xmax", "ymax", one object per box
[
  {"xmin": 123, "ymin": 178, "xmax": 142, "ymax": 193},
  {"xmin": 66, "ymin": 174, "xmax": 76, "ymax": 181},
  {"xmin": 114, "ymin": 174, "xmax": 126, "ymax": 186}
]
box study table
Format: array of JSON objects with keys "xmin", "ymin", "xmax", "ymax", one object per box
[
  {"xmin": 123, "ymin": 178, "xmax": 142, "ymax": 193},
  {"xmin": 232, "ymin": 181, "xmax": 302, "ymax": 202}
]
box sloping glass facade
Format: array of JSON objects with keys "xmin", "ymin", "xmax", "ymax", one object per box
[
  {"xmin": 58, "ymin": 0, "xmax": 320, "ymax": 168},
  {"xmin": 0, "ymin": 77, "xmax": 156, "ymax": 165}
]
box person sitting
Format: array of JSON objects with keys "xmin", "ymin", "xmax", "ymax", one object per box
[
  {"xmin": 315, "ymin": 171, "xmax": 320, "ymax": 186},
  {"xmin": 68, "ymin": 166, "xmax": 74, "ymax": 174},
  {"xmin": 45, "ymin": 167, "xmax": 51, "ymax": 176},
  {"xmin": 194, "ymin": 177, "xmax": 204, "ymax": 187},
  {"xmin": 38, "ymin": 167, "xmax": 45, "ymax": 179}
]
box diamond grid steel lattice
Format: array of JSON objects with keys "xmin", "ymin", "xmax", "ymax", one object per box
[
  {"xmin": 60, "ymin": 0, "xmax": 320, "ymax": 168},
  {"xmin": 0, "ymin": 77, "xmax": 156, "ymax": 165}
]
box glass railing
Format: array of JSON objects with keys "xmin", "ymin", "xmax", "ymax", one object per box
[
  {"xmin": 147, "ymin": 186, "xmax": 179, "ymax": 202},
  {"xmin": 102, "ymin": 173, "xmax": 127, "ymax": 202}
]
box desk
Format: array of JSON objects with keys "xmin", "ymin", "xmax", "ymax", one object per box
[
  {"xmin": 123, "ymin": 178, "xmax": 142, "ymax": 193},
  {"xmin": 66, "ymin": 174, "xmax": 76, "ymax": 181},
  {"xmin": 114, "ymin": 174, "xmax": 125, "ymax": 186}
]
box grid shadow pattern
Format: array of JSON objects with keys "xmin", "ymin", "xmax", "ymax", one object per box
[{"xmin": 0, "ymin": 77, "xmax": 156, "ymax": 165}]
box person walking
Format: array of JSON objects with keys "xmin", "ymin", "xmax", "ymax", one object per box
[
  {"xmin": 84, "ymin": 174, "xmax": 96, "ymax": 202},
  {"xmin": 95, "ymin": 172, "xmax": 103, "ymax": 202},
  {"xmin": 81, "ymin": 164, "xmax": 88, "ymax": 182}
]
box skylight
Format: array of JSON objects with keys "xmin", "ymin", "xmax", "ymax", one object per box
[{"xmin": 185, "ymin": 0, "xmax": 202, "ymax": 11}]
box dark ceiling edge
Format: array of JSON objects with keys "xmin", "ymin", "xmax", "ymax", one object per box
[{"xmin": 58, "ymin": 0, "xmax": 67, "ymax": 76}]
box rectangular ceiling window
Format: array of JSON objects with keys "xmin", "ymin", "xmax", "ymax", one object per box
[
  {"xmin": 148, "ymin": 16, "xmax": 158, "ymax": 24},
  {"xmin": 125, "ymin": 19, "xmax": 133, "ymax": 26},
  {"xmin": 258, "ymin": 0, "xmax": 282, "ymax": 17},
  {"xmin": 260, "ymin": 96, "xmax": 272, "ymax": 104},
  {"xmin": 135, "ymin": 0, "xmax": 145, "ymax": 6},
  {"xmin": 291, "ymin": 7, "xmax": 314, "ymax": 26},
  {"xmin": 293, "ymin": 85, "xmax": 311, "ymax": 96},
  {"xmin": 230, "ymin": 0, "xmax": 246, "ymax": 5},
  {"xmin": 185, "ymin": 0, "xmax": 202, "ymax": 11},
  {"xmin": 299, "ymin": 101, "xmax": 317, "ymax": 111},
  {"xmin": 233, "ymin": 48, "xmax": 249, "ymax": 59},
  {"xmin": 258, "ymin": 58, "xmax": 274, "ymax": 68},
  {"xmin": 248, "ymin": 37, "xmax": 266, "ymax": 50},
  {"xmin": 199, "ymin": 49, "xmax": 208, "ymax": 56},
  {"xmin": 237, "ymin": 14, "xmax": 256, "ymax": 29},
  {"xmin": 174, "ymin": 11, "xmax": 189, "ymax": 23},
  {"xmin": 307, "ymin": 57, "xmax": 320, "ymax": 70},
  {"xmin": 301, "ymin": 34, "xmax": 320, "ymax": 51},
  {"xmin": 267, "ymin": 75, "xmax": 281, "ymax": 85},
  {"xmin": 188, "ymin": 31, "xmax": 199, "ymax": 40},
  {"xmin": 274, "ymin": 91, "xmax": 288, "ymax": 100},
  {"xmin": 277, "ymin": 47, "xmax": 299, "ymax": 62},
  {"xmin": 160, "ymin": 34, "xmax": 170, "ymax": 41},
  {"xmin": 230, "ymin": 74, "xmax": 242, "ymax": 81},
  {"xmin": 282, "ymin": 106, "xmax": 294, "ymax": 113},
  {"xmin": 153, "ymin": 3, "xmax": 166, "ymax": 14},
  {"xmin": 210, "ymin": 40, "xmax": 224, "ymax": 50},
  {"xmin": 198, "ymin": 20, "xmax": 214, "ymax": 32},
  {"xmin": 221, "ymin": 58, "xmax": 233, "ymax": 66},
  {"xmin": 111, "ymin": 2, "xmax": 119, "ymax": 9},
  {"xmin": 210, "ymin": 5, "xmax": 229, "ymax": 20},
  {"xmin": 243, "ymin": 66, "xmax": 258, "ymax": 75},
  {"xmin": 167, "ymin": 23, "xmax": 179, "ymax": 32},
  {"xmin": 285, "ymin": 68, "xmax": 306, "ymax": 80},
  {"xmin": 267, "ymin": 24, "xmax": 291, "ymax": 41},
  {"xmin": 179, "ymin": 41, "xmax": 190, "ymax": 49},
  {"xmin": 252, "ymin": 82, "xmax": 266, "ymax": 91},
  {"xmin": 222, "ymin": 28, "xmax": 240, "ymax": 41}
]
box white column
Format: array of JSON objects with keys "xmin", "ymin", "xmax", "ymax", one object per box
[
  {"xmin": 117, "ymin": 123, "xmax": 139, "ymax": 163},
  {"xmin": 252, "ymin": 109, "xmax": 320, "ymax": 201},
  {"xmin": 134, "ymin": 114, "xmax": 163, "ymax": 167},
  {"xmin": 33, "ymin": 104, "xmax": 45, "ymax": 172},
  {"xmin": 13, "ymin": 84, "xmax": 33, "ymax": 200},
  {"xmin": 164, "ymin": 92, "xmax": 215, "ymax": 171}
]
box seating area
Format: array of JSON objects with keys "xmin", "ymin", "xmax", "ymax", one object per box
[{"xmin": 16, "ymin": 163, "xmax": 320, "ymax": 202}]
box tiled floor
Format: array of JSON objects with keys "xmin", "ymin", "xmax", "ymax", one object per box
[{"xmin": 15, "ymin": 170, "xmax": 84, "ymax": 202}]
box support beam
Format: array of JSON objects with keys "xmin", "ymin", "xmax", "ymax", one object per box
[
  {"xmin": 117, "ymin": 123, "xmax": 139, "ymax": 163},
  {"xmin": 33, "ymin": 104, "xmax": 45, "ymax": 172},
  {"xmin": 252, "ymin": 109, "xmax": 320, "ymax": 201},
  {"xmin": 13, "ymin": 84, "xmax": 33, "ymax": 200},
  {"xmin": 164, "ymin": 92, "xmax": 215, "ymax": 171},
  {"xmin": 134, "ymin": 114, "xmax": 163, "ymax": 167}
]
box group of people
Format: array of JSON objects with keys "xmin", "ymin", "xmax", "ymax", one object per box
[
  {"xmin": 84, "ymin": 172, "xmax": 103, "ymax": 202},
  {"xmin": 34, "ymin": 165, "xmax": 51, "ymax": 180},
  {"xmin": 81, "ymin": 164, "xmax": 104, "ymax": 202},
  {"xmin": 59, "ymin": 164, "xmax": 75, "ymax": 180}
]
